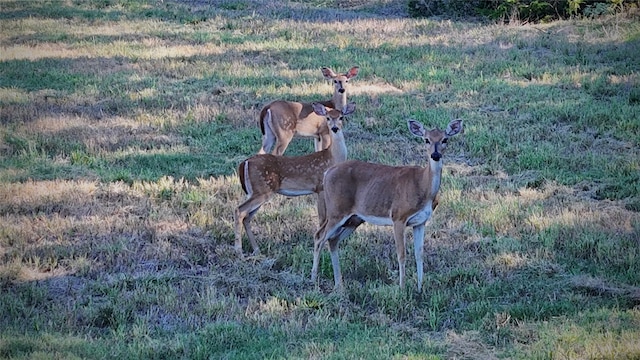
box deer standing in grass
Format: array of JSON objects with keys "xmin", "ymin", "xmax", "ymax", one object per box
[
  {"xmin": 258, "ymin": 66, "xmax": 359, "ymax": 155},
  {"xmin": 311, "ymin": 119, "xmax": 463, "ymax": 291},
  {"xmin": 235, "ymin": 102, "xmax": 357, "ymax": 257}
]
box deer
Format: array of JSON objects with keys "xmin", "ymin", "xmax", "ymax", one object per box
[
  {"xmin": 311, "ymin": 118, "xmax": 463, "ymax": 291},
  {"xmin": 235, "ymin": 102, "xmax": 357, "ymax": 257},
  {"xmin": 257, "ymin": 66, "xmax": 359, "ymax": 156}
]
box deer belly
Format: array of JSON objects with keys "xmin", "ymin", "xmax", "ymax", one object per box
[
  {"xmin": 406, "ymin": 201, "xmax": 433, "ymax": 227},
  {"xmin": 357, "ymin": 214, "xmax": 393, "ymax": 226},
  {"xmin": 277, "ymin": 189, "xmax": 315, "ymax": 196}
]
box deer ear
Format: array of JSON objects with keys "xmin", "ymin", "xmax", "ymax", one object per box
[
  {"xmin": 321, "ymin": 67, "xmax": 337, "ymax": 79},
  {"xmin": 312, "ymin": 102, "xmax": 327, "ymax": 116},
  {"xmin": 446, "ymin": 119, "xmax": 463, "ymax": 137},
  {"xmin": 346, "ymin": 66, "xmax": 359, "ymax": 79},
  {"xmin": 342, "ymin": 102, "xmax": 356, "ymax": 116},
  {"xmin": 407, "ymin": 119, "xmax": 426, "ymax": 137}
]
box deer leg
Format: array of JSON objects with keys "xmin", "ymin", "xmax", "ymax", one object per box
[
  {"xmin": 273, "ymin": 132, "xmax": 293, "ymax": 156},
  {"xmin": 259, "ymin": 130, "xmax": 275, "ymax": 155},
  {"xmin": 312, "ymin": 215, "xmax": 349, "ymax": 284},
  {"xmin": 259, "ymin": 110, "xmax": 275, "ymax": 154},
  {"xmin": 235, "ymin": 194, "xmax": 269, "ymax": 256},
  {"xmin": 316, "ymin": 191, "xmax": 326, "ymax": 228},
  {"xmin": 243, "ymin": 208, "xmax": 262, "ymax": 256},
  {"xmin": 393, "ymin": 221, "xmax": 407, "ymax": 288},
  {"xmin": 317, "ymin": 133, "xmax": 332, "ymax": 152},
  {"xmin": 328, "ymin": 222, "xmax": 360, "ymax": 291},
  {"xmin": 313, "ymin": 136, "xmax": 323, "ymax": 152},
  {"xmin": 328, "ymin": 235, "xmax": 344, "ymax": 291},
  {"xmin": 311, "ymin": 219, "xmax": 331, "ymax": 283},
  {"xmin": 312, "ymin": 215, "xmax": 363, "ymax": 290},
  {"xmin": 265, "ymin": 110, "xmax": 293, "ymax": 155},
  {"xmin": 412, "ymin": 224, "xmax": 425, "ymax": 292},
  {"xmin": 233, "ymin": 208, "xmax": 245, "ymax": 256}
]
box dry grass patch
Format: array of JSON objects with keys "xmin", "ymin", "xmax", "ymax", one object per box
[
  {"xmin": 570, "ymin": 274, "xmax": 640, "ymax": 302},
  {"xmin": 446, "ymin": 330, "xmax": 498, "ymax": 360},
  {"xmin": 0, "ymin": 179, "xmax": 99, "ymax": 214}
]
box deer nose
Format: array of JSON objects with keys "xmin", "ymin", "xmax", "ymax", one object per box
[
  {"xmin": 430, "ymin": 152, "xmax": 441, "ymax": 161},
  {"xmin": 338, "ymin": 88, "xmax": 345, "ymax": 94},
  {"xmin": 331, "ymin": 126, "xmax": 339, "ymax": 133}
]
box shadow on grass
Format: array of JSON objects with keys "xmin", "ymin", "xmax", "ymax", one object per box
[
  {"xmin": 0, "ymin": 333, "xmax": 114, "ymax": 359},
  {"xmin": 0, "ymin": 0, "xmax": 406, "ymax": 25},
  {"xmin": 0, "ymin": 0, "xmax": 208, "ymax": 24}
]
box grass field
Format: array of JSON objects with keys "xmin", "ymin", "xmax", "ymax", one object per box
[{"xmin": 1, "ymin": 0, "xmax": 639, "ymax": 358}]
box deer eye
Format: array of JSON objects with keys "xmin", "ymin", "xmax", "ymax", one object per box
[
  {"xmin": 442, "ymin": 138, "xmax": 448, "ymax": 144},
  {"xmin": 425, "ymin": 139, "xmax": 431, "ymax": 144}
]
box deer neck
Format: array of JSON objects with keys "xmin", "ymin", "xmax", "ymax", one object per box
[
  {"xmin": 331, "ymin": 91, "xmax": 347, "ymax": 111},
  {"xmin": 328, "ymin": 131, "xmax": 348, "ymax": 163},
  {"xmin": 425, "ymin": 157, "xmax": 443, "ymax": 199}
]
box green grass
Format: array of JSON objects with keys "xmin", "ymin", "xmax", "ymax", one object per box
[{"xmin": 1, "ymin": 0, "xmax": 639, "ymax": 359}]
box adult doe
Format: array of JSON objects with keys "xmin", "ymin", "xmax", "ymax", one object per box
[{"xmin": 312, "ymin": 119, "xmax": 463, "ymax": 291}]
